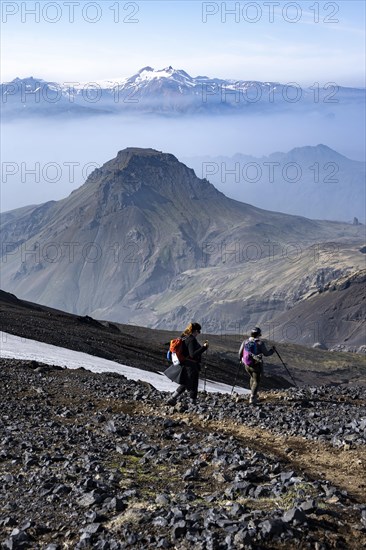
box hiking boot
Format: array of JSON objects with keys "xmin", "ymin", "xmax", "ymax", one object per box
[
  {"xmin": 167, "ymin": 390, "xmax": 180, "ymax": 406},
  {"xmin": 249, "ymin": 395, "xmax": 257, "ymax": 405}
]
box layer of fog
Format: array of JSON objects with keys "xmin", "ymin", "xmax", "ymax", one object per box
[{"xmin": 1, "ymin": 105, "xmax": 364, "ymax": 213}]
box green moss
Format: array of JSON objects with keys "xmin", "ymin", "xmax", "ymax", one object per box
[
  {"xmin": 232, "ymin": 482, "xmax": 317, "ymax": 512},
  {"xmin": 108, "ymin": 454, "xmax": 182, "ymax": 500}
]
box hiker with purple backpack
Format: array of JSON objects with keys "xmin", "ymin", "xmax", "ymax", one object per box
[{"xmin": 239, "ymin": 327, "xmax": 275, "ymax": 404}]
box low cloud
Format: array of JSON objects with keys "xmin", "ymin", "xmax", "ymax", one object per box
[{"xmin": 1, "ymin": 106, "xmax": 364, "ymax": 212}]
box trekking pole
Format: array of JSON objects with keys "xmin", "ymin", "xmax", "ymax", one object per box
[
  {"xmin": 231, "ymin": 362, "xmax": 241, "ymax": 395},
  {"xmin": 203, "ymin": 365, "xmax": 207, "ymax": 392},
  {"xmin": 202, "ymin": 347, "xmax": 208, "ymax": 392},
  {"xmin": 274, "ymin": 348, "xmax": 299, "ymax": 388}
]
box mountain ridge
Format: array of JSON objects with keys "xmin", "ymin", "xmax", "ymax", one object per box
[
  {"xmin": 1, "ymin": 148, "xmax": 364, "ymax": 331},
  {"xmin": 183, "ymin": 144, "xmax": 366, "ymax": 222},
  {"xmin": 5, "ymin": 67, "xmax": 365, "ymax": 92},
  {"xmin": 2, "ymin": 67, "xmax": 365, "ymax": 118},
  {"xmin": 1, "ymin": 288, "xmax": 365, "ymax": 386}
]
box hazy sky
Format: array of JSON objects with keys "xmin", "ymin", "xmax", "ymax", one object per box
[
  {"xmin": 1, "ymin": 1, "xmax": 365, "ymax": 213},
  {"xmin": 1, "ymin": 0, "xmax": 365, "ymax": 86}
]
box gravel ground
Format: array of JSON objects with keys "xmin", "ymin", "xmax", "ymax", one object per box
[
  {"xmin": 194, "ymin": 386, "xmax": 366, "ymax": 448},
  {"xmin": 1, "ymin": 359, "xmax": 366, "ymax": 549}
]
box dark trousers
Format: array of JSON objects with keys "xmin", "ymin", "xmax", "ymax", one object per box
[
  {"xmin": 176, "ymin": 362, "xmax": 199, "ymax": 400},
  {"xmin": 245, "ymin": 363, "xmax": 263, "ymax": 397}
]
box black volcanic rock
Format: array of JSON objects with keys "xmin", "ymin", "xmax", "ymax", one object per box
[{"xmin": 1, "ymin": 360, "xmax": 365, "ymax": 547}]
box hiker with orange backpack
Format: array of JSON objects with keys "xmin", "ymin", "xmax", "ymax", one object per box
[
  {"xmin": 165, "ymin": 322, "xmax": 209, "ymax": 405},
  {"xmin": 239, "ymin": 327, "xmax": 275, "ymax": 405}
]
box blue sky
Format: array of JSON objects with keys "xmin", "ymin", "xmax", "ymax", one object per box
[{"xmin": 1, "ymin": 0, "xmax": 365, "ymax": 86}]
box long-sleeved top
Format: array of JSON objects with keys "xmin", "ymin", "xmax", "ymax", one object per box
[
  {"xmin": 183, "ymin": 334, "xmax": 207, "ymax": 364},
  {"xmin": 238, "ymin": 337, "xmax": 274, "ymax": 361}
]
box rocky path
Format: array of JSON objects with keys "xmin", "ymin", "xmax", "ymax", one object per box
[{"xmin": 1, "ymin": 360, "xmax": 365, "ymax": 549}]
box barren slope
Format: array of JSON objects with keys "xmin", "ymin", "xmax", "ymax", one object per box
[{"xmin": 1, "ymin": 148, "xmax": 364, "ymax": 329}]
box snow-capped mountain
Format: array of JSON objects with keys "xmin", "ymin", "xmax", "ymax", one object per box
[
  {"xmin": 0, "ymin": 76, "xmax": 110, "ymax": 117},
  {"xmin": 1, "ymin": 66, "xmax": 365, "ymax": 118}
]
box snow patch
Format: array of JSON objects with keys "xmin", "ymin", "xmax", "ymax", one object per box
[{"xmin": 0, "ymin": 331, "xmax": 249, "ymax": 395}]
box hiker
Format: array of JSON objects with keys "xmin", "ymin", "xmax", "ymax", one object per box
[
  {"xmin": 238, "ymin": 326, "xmax": 275, "ymax": 405},
  {"xmin": 166, "ymin": 322, "xmax": 209, "ymax": 405}
]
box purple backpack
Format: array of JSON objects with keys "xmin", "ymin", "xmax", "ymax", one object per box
[{"xmin": 242, "ymin": 339, "xmax": 259, "ymax": 366}]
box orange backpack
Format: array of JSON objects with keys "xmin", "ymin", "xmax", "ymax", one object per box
[{"xmin": 169, "ymin": 337, "xmax": 187, "ymax": 365}]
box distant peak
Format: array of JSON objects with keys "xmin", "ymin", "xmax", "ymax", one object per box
[
  {"xmin": 116, "ymin": 147, "xmax": 163, "ymax": 157},
  {"xmin": 138, "ymin": 66, "xmax": 154, "ymax": 73},
  {"xmin": 315, "ymin": 144, "xmax": 334, "ymax": 151},
  {"xmin": 135, "ymin": 66, "xmax": 191, "ymax": 78},
  {"xmin": 108, "ymin": 147, "xmax": 177, "ymax": 170},
  {"xmin": 289, "ymin": 144, "xmax": 338, "ymax": 155},
  {"xmin": 12, "ymin": 76, "xmax": 44, "ymax": 83},
  {"xmin": 310, "ymin": 144, "xmax": 333, "ymax": 151},
  {"xmin": 83, "ymin": 147, "xmax": 222, "ymax": 202},
  {"xmin": 291, "ymin": 144, "xmax": 325, "ymax": 151}
]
